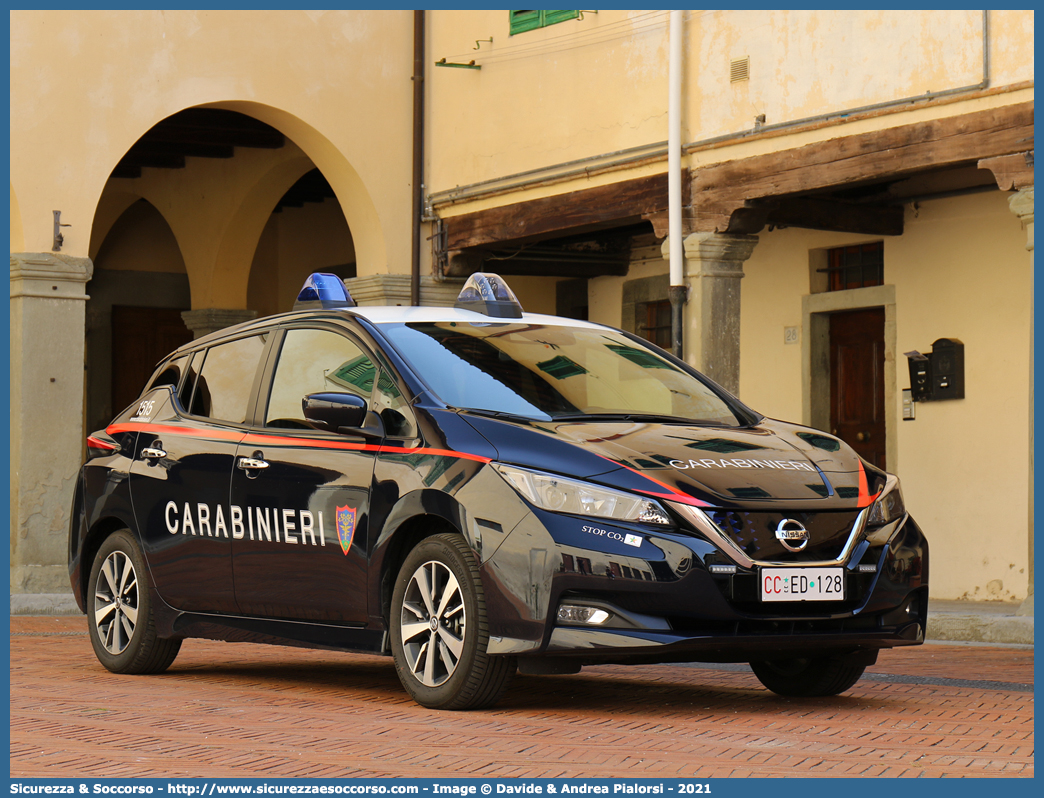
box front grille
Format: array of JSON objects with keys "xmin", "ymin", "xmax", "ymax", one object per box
[{"xmin": 705, "ymin": 509, "xmax": 860, "ymax": 563}]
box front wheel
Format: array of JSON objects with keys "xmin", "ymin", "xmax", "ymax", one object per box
[
  {"xmin": 390, "ymin": 534, "xmax": 515, "ymax": 710},
  {"xmin": 750, "ymin": 656, "xmax": 865, "ymax": 697},
  {"xmin": 87, "ymin": 529, "xmax": 181, "ymax": 674}
]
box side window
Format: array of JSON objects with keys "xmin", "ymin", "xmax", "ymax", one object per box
[
  {"xmin": 189, "ymin": 335, "xmax": 267, "ymax": 424},
  {"xmin": 374, "ymin": 365, "xmax": 418, "ymax": 439},
  {"xmin": 144, "ymin": 353, "xmax": 190, "ymax": 398},
  {"xmin": 265, "ymin": 328, "xmax": 375, "ymax": 429}
]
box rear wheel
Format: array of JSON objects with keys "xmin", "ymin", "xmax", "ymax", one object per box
[
  {"xmin": 750, "ymin": 656, "xmax": 865, "ymax": 697},
  {"xmin": 87, "ymin": 529, "xmax": 181, "ymax": 674},
  {"xmin": 390, "ymin": 534, "xmax": 515, "ymax": 710}
]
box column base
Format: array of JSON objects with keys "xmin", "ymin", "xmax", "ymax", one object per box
[
  {"xmin": 1016, "ymin": 590, "xmax": 1033, "ymax": 617},
  {"xmin": 10, "ymin": 564, "xmax": 72, "ymax": 594}
]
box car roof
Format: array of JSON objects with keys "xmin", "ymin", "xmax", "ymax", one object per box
[
  {"xmin": 167, "ymin": 305, "xmax": 612, "ymax": 357},
  {"xmin": 347, "ymin": 305, "xmax": 608, "ymax": 329}
]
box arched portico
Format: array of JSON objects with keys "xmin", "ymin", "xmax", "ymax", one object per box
[
  {"xmin": 12, "ymin": 101, "xmax": 388, "ymax": 594},
  {"xmin": 210, "ymin": 101, "xmax": 388, "ymax": 277}
]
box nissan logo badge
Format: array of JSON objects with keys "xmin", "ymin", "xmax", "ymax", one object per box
[{"xmin": 775, "ymin": 518, "xmax": 809, "ymax": 552}]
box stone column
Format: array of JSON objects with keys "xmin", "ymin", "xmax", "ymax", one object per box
[
  {"xmin": 1009, "ymin": 187, "xmax": 1034, "ymax": 617},
  {"xmin": 661, "ymin": 232, "xmax": 759, "ymax": 395},
  {"xmin": 181, "ymin": 308, "xmax": 258, "ymax": 340},
  {"xmin": 345, "ymin": 274, "xmax": 461, "ymax": 307},
  {"xmin": 10, "ymin": 253, "xmax": 93, "ymax": 594}
]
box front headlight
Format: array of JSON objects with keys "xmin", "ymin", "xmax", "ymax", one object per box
[
  {"xmin": 494, "ymin": 464, "xmax": 671, "ymax": 526},
  {"xmin": 867, "ymin": 473, "xmax": 906, "ymax": 526}
]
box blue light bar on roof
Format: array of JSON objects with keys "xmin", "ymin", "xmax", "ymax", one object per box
[
  {"xmin": 293, "ymin": 273, "xmax": 356, "ymax": 311},
  {"xmin": 454, "ymin": 273, "xmax": 523, "ymax": 318}
]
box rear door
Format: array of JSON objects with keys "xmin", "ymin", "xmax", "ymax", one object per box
[
  {"xmin": 229, "ymin": 324, "xmax": 381, "ymax": 623},
  {"xmin": 128, "ymin": 331, "xmax": 271, "ymax": 613}
]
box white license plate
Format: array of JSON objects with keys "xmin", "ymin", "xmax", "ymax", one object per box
[{"xmin": 760, "ymin": 568, "xmax": 845, "ymax": 601}]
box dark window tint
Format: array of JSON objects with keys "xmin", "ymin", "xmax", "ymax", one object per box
[
  {"xmin": 190, "ymin": 335, "xmax": 267, "ymax": 424},
  {"xmin": 265, "ymin": 328, "xmax": 374, "ymax": 429},
  {"xmin": 145, "ymin": 353, "xmax": 190, "ymax": 399}
]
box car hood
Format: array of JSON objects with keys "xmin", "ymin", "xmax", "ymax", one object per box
[{"xmin": 461, "ymin": 413, "xmax": 880, "ymax": 509}]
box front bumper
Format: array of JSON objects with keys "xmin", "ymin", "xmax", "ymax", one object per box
[{"xmin": 480, "ymin": 505, "xmax": 928, "ymax": 663}]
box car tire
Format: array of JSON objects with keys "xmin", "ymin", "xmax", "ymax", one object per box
[
  {"xmin": 87, "ymin": 529, "xmax": 181, "ymax": 674},
  {"xmin": 390, "ymin": 533, "xmax": 515, "ymax": 710},
  {"xmin": 749, "ymin": 656, "xmax": 865, "ymax": 697}
]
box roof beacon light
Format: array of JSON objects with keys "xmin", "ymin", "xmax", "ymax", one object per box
[
  {"xmin": 293, "ymin": 273, "xmax": 357, "ymax": 311},
  {"xmin": 454, "ymin": 272, "xmax": 523, "ymax": 319}
]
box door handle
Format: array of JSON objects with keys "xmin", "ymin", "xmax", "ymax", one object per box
[
  {"xmin": 856, "ymin": 431, "xmax": 870, "ymax": 442},
  {"xmin": 237, "ymin": 457, "xmax": 269, "ymax": 471},
  {"xmin": 141, "ymin": 447, "xmax": 167, "ymax": 460}
]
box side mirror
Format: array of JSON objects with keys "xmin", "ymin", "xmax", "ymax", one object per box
[{"xmin": 302, "ymin": 392, "xmax": 369, "ymax": 434}]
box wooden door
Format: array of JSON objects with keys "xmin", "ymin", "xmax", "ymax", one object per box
[
  {"xmin": 829, "ymin": 308, "xmax": 886, "ymax": 469},
  {"xmin": 111, "ymin": 306, "xmax": 193, "ymax": 415}
]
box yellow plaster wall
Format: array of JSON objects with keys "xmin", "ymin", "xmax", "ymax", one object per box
[
  {"xmin": 427, "ymin": 10, "xmax": 1033, "ymax": 200},
  {"xmin": 10, "ymin": 185, "xmax": 25, "ymax": 252},
  {"xmin": 891, "ymin": 193, "xmax": 1031, "ymax": 602},
  {"xmin": 92, "ymin": 201, "xmax": 186, "ymax": 274},
  {"xmin": 507, "ymin": 275, "xmax": 564, "ymax": 316},
  {"xmin": 10, "ymin": 10, "xmax": 413, "ymax": 279},
  {"xmin": 587, "ymin": 251, "xmax": 669, "ymax": 331},
  {"xmin": 428, "ymin": 10, "xmax": 670, "ymax": 190},
  {"xmin": 739, "ymin": 192, "xmax": 1031, "ymax": 601},
  {"xmin": 273, "ymin": 199, "xmax": 356, "ymax": 312}
]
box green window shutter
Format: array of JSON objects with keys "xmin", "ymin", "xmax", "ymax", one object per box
[
  {"xmin": 510, "ymin": 10, "xmax": 542, "ymax": 35},
  {"xmin": 543, "ymin": 10, "xmax": 580, "ymax": 26},
  {"xmin": 510, "ymin": 10, "xmax": 581, "ymax": 36}
]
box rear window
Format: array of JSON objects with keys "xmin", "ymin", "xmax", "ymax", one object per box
[{"xmin": 187, "ymin": 334, "xmax": 267, "ymax": 424}]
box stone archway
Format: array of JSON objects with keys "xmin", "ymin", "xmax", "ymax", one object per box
[
  {"xmin": 85, "ymin": 198, "xmax": 192, "ymax": 434},
  {"xmin": 88, "ymin": 105, "xmax": 380, "ymax": 338}
]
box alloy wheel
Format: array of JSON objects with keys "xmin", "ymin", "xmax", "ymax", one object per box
[
  {"xmin": 398, "ymin": 560, "xmax": 467, "ymax": 687},
  {"xmin": 93, "ymin": 550, "xmax": 139, "ymax": 655}
]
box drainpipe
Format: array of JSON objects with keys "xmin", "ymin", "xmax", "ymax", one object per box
[
  {"xmin": 411, "ymin": 10, "xmax": 425, "ymax": 306},
  {"xmin": 667, "ymin": 10, "xmax": 685, "ymax": 358}
]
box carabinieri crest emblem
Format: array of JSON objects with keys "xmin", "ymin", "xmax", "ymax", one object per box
[{"xmin": 336, "ymin": 505, "xmax": 357, "ymax": 555}]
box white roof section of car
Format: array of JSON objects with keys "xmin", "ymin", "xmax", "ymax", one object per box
[{"xmin": 348, "ymin": 305, "xmax": 609, "ymax": 329}]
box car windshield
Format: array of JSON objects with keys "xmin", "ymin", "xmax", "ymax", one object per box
[{"xmin": 378, "ymin": 321, "xmax": 744, "ymax": 426}]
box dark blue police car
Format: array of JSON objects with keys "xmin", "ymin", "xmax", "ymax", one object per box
[{"xmin": 69, "ymin": 273, "xmax": 927, "ymax": 709}]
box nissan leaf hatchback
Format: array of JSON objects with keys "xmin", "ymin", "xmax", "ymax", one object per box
[{"xmin": 69, "ymin": 273, "xmax": 927, "ymax": 709}]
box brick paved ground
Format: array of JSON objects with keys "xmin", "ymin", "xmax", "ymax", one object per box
[{"xmin": 10, "ymin": 616, "xmax": 1033, "ymax": 779}]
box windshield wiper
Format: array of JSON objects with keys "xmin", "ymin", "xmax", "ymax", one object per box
[
  {"xmin": 550, "ymin": 412, "xmax": 709, "ymax": 425},
  {"xmin": 459, "ymin": 408, "xmax": 546, "ymax": 423}
]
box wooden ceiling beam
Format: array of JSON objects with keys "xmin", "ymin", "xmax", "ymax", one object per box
[
  {"xmin": 978, "ymin": 151, "xmax": 1034, "ymax": 191},
  {"xmin": 735, "ymin": 197, "xmax": 905, "ymax": 236},
  {"xmin": 146, "ymin": 124, "xmax": 285, "ymax": 149},
  {"xmin": 129, "ymin": 141, "xmax": 235, "ymax": 160},
  {"xmin": 443, "ymin": 172, "xmax": 686, "ymax": 251},
  {"xmin": 692, "ymin": 101, "xmax": 1033, "ymax": 233},
  {"xmin": 118, "ymin": 152, "xmax": 186, "ymax": 170}
]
